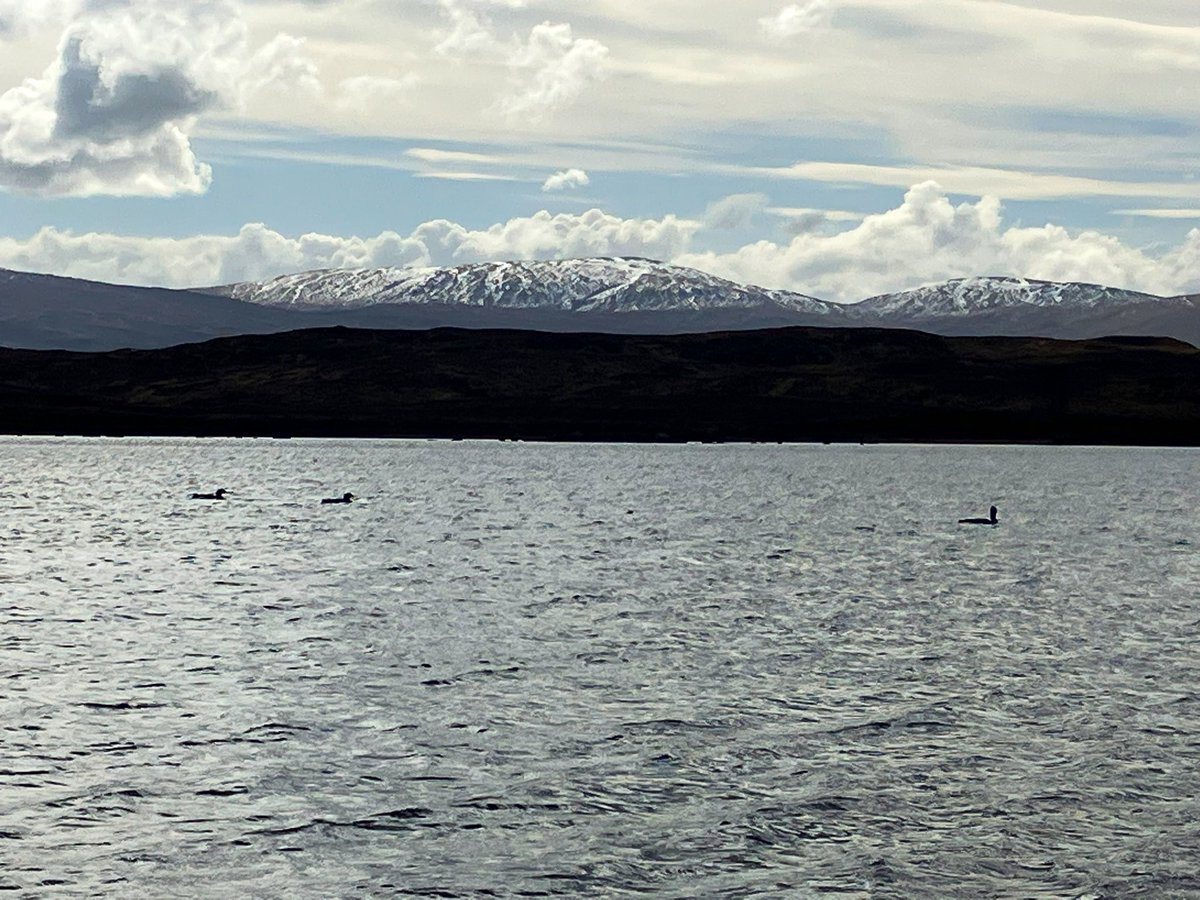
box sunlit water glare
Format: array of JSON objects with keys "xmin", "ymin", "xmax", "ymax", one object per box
[{"xmin": 0, "ymin": 438, "xmax": 1196, "ymax": 897}]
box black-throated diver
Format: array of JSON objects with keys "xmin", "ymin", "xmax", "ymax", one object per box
[{"xmin": 959, "ymin": 505, "xmax": 998, "ymax": 525}]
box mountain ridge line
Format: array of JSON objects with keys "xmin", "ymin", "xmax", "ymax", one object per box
[{"xmin": 1, "ymin": 258, "xmax": 1197, "ymax": 351}]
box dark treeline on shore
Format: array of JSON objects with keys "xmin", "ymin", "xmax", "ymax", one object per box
[{"xmin": 0, "ymin": 325, "xmax": 1197, "ymax": 445}]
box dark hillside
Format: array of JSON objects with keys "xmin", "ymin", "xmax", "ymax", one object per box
[{"xmin": 0, "ymin": 326, "xmax": 1196, "ymax": 444}]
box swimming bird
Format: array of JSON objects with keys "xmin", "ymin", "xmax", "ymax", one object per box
[
  {"xmin": 959, "ymin": 505, "xmax": 998, "ymax": 526},
  {"xmin": 321, "ymin": 492, "xmax": 356, "ymax": 504},
  {"xmin": 190, "ymin": 488, "xmax": 229, "ymax": 500}
]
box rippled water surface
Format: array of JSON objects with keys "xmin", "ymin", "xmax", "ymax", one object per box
[{"xmin": 0, "ymin": 439, "xmax": 1197, "ymax": 897}]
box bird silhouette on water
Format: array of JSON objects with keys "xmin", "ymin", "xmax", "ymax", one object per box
[
  {"xmin": 321, "ymin": 492, "xmax": 356, "ymax": 505},
  {"xmin": 959, "ymin": 505, "xmax": 998, "ymax": 526},
  {"xmin": 191, "ymin": 488, "xmax": 229, "ymax": 500}
]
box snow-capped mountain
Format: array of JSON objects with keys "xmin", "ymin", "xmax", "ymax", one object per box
[
  {"xmin": 852, "ymin": 276, "xmax": 1167, "ymax": 319},
  {"xmin": 210, "ymin": 257, "xmax": 836, "ymax": 316},
  {"xmin": 847, "ymin": 275, "xmax": 1200, "ymax": 345},
  {"xmin": 2, "ymin": 261, "xmax": 1198, "ymax": 351},
  {"xmin": 210, "ymin": 262, "xmax": 1200, "ymax": 346}
]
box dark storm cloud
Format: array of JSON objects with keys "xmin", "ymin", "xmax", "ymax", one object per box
[{"xmin": 53, "ymin": 36, "xmax": 220, "ymax": 141}]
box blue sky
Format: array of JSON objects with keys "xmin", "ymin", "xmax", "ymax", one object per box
[{"xmin": 1, "ymin": 0, "xmax": 1199, "ymax": 301}]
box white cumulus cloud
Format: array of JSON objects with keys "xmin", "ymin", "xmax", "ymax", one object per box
[
  {"xmin": 542, "ymin": 167, "xmax": 589, "ymax": 191},
  {"xmin": 499, "ymin": 22, "xmax": 608, "ymax": 121},
  {"xmin": 434, "ymin": 2, "xmax": 497, "ymax": 58},
  {"xmin": 432, "ymin": 3, "xmax": 607, "ymax": 120},
  {"xmin": 0, "ymin": 0, "xmax": 76, "ymax": 37},
  {"xmin": 677, "ymin": 182, "xmax": 1200, "ymax": 301},
  {"xmin": 433, "ymin": 0, "xmax": 528, "ymax": 58},
  {"xmin": 759, "ymin": 1, "xmax": 834, "ymax": 40},
  {"xmin": 243, "ymin": 33, "xmax": 323, "ymax": 103},
  {"xmin": 0, "ymin": 0, "xmax": 321, "ymax": 197}
]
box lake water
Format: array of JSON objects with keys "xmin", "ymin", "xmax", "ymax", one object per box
[{"xmin": 0, "ymin": 438, "xmax": 1196, "ymax": 897}]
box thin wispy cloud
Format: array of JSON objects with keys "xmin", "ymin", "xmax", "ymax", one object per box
[
  {"xmin": 335, "ymin": 74, "xmax": 420, "ymax": 114},
  {"xmin": 734, "ymin": 159, "xmax": 1200, "ymax": 202},
  {"xmin": 704, "ymin": 193, "xmax": 769, "ymax": 230},
  {"xmin": 1114, "ymin": 208, "xmax": 1200, "ymax": 219},
  {"xmin": 406, "ymin": 147, "xmax": 504, "ymax": 165},
  {"xmin": 413, "ymin": 171, "xmax": 518, "ymax": 181}
]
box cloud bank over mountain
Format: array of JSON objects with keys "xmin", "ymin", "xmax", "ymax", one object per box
[
  {"xmin": 2, "ymin": 183, "xmax": 1198, "ymax": 301},
  {"xmin": 678, "ymin": 183, "xmax": 1200, "ymax": 300}
]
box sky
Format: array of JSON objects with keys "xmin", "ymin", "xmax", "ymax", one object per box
[{"xmin": 0, "ymin": 0, "xmax": 1199, "ymax": 301}]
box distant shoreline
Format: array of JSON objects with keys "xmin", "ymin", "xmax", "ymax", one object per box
[
  {"xmin": 1, "ymin": 325, "xmax": 1197, "ymax": 447},
  {"xmin": 1, "ymin": 435, "xmax": 1197, "ymax": 451}
]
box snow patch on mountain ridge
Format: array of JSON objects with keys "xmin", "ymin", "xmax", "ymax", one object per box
[
  {"xmin": 854, "ymin": 275, "xmax": 1169, "ymax": 319},
  {"xmin": 210, "ymin": 263, "xmax": 1198, "ymax": 322},
  {"xmin": 211, "ymin": 257, "xmax": 836, "ymax": 315}
]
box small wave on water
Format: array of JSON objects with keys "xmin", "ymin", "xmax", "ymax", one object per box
[{"xmin": 0, "ymin": 438, "xmax": 1196, "ymax": 896}]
